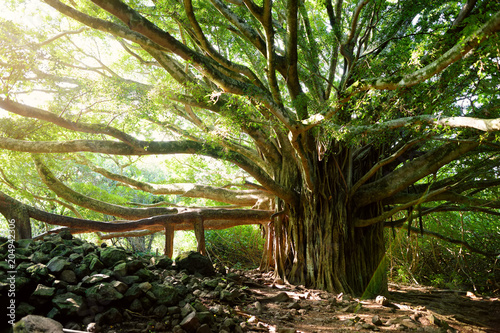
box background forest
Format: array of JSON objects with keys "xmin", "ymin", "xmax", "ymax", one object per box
[{"xmin": 1, "ymin": 0, "xmax": 500, "ymax": 297}]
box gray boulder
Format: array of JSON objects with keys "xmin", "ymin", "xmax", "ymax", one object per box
[
  {"xmin": 59, "ymin": 269, "xmax": 77, "ymax": 284},
  {"xmin": 13, "ymin": 315, "xmax": 63, "ymax": 333},
  {"xmin": 97, "ymin": 307, "xmax": 123, "ymax": 325},
  {"xmin": 52, "ymin": 292, "xmax": 85, "ymax": 317},
  {"xmin": 180, "ymin": 311, "xmax": 200, "ymax": 332},
  {"xmin": 175, "ymin": 251, "xmax": 215, "ymax": 276},
  {"xmin": 151, "ymin": 283, "xmax": 181, "ymax": 306},
  {"xmin": 46, "ymin": 256, "xmax": 68, "ymax": 273},
  {"xmin": 155, "ymin": 256, "xmax": 173, "ymax": 269},
  {"xmin": 100, "ymin": 247, "xmax": 128, "ymax": 267},
  {"xmin": 85, "ymin": 282, "xmax": 124, "ymax": 305}
]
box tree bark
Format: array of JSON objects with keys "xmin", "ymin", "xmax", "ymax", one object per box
[
  {"xmin": 164, "ymin": 225, "xmax": 174, "ymax": 258},
  {"xmin": 265, "ymin": 149, "xmax": 388, "ymax": 296},
  {"xmin": 193, "ymin": 218, "xmax": 206, "ymax": 256},
  {"xmin": 285, "ymin": 187, "xmax": 387, "ymax": 296},
  {"xmin": 0, "ymin": 202, "xmax": 32, "ymax": 240}
]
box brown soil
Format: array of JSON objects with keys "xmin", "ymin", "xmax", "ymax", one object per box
[
  {"xmin": 235, "ymin": 270, "xmax": 500, "ymax": 333},
  {"xmin": 98, "ymin": 270, "xmax": 500, "ymax": 333}
]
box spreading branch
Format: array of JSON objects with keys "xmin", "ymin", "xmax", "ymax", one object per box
[
  {"xmin": 0, "ymin": 136, "xmax": 295, "ymax": 202},
  {"xmin": 350, "ymin": 136, "xmax": 429, "ymax": 196},
  {"xmin": 354, "ymin": 141, "xmax": 479, "ymax": 207},
  {"xmin": 0, "ymin": 190, "xmax": 272, "ymax": 233},
  {"xmin": 33, "ymin": 155, "xmax": 179, "ymax": 219},
  {"xmin": 0, "ymin": 99, "xmax": 143, "ymax": 148},
  {"xmin": 355, "ymin": 186, "xmax": 451, "ymax": 227},
  {"xmin": 344, "ymin": 10, "xmax": 500, "ymax": 95},
  {"xmin": 389, "ymin": 223, "xmax": 499, "ymax": 257},
  {"xmin": 296, "ymin": 10, "xmax": 500, "ymax": 131},
  {"xmin": 301, "ymin": 112, "xmax": 500, "ymax": 136},
  {"xmin": 82, "ymin": 161, "xmax": 273, "ymax": 207},
  {"xmin": 183, "ymin": 0, "xmax": 265, "ymax": 89}
]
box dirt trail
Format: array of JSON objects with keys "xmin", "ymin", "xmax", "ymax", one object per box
[{"xmin": 236, "ymin": 271, "xmax": 500, "ymax": 333}]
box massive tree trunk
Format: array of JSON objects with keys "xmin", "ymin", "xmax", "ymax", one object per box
[
  {"xmin": 284, "ymin": 201, "xmax": 387, "ymax": 296},
  {"xmin": 269, "ymin": 144, "xmax": 387, "ymax": 296}
]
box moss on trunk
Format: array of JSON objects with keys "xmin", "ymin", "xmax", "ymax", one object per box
[{"xmin": 264, "ymin": 147, "xmax": 388, "ymax": 296}]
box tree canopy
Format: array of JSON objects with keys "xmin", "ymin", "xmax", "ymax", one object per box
[{"xmin": 1, "ymin": 0, "xmax": 499, "ymax": 294}]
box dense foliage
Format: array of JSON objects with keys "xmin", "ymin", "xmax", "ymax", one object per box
[{"xmin": 387, "ymin": 209, "xmax": 500, "ymax": 294}]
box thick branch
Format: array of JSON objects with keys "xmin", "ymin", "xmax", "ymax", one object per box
[
  {"xmin": 344, "ymin": 10, "xmax": 500, "ymax": 95},
  {"xmin": 0, "ymin": 137, "xmax": 295, "ymax": 202},
  {"xmin": 97, "ymin": 228, "xmax": 163, "ymax": 239},
  {"xmin": 183, "ymin": 0, "xmax": 265, "ymax": 89},
  {"xmin": 0, "ymin": 190, "xmax": 272, "ymax": 233},
  {"xmin": 242, "ymin": 0, "xmax": 264, "ymax": 21},
  {"xmin": 263, "ymin": 0, "xmax": 283, "ymax": 106},
  {"xmin": 346, "ymin": 0, "xmax": 370, "ymax": 45},
  {"xmin": 0, "ymin": 137, "xmax": 194, "ymax": 155},
  {"xmin": 350, "ymin": 136, "xmax": 428, "ymax": 196},
  {"xmin": 209, "ymin": 0, "xmax": 267, "ymax": 59},
  {"xmin": 84, "ymin": 162, "xmax": 273, "ymax": 207},
  {"xmin": 351, "ymin": 115, "xmax": 500, "ymax": 135},
  {"xmin": 354, "ymin": 141, "xmax": 479, "ymax": 207},
  {"xmin": 153, "ymin": 104, "xmax": 279, "ymax": 171},
  {"xmin": 298, "ymin": 1, "xmax": 324, "ymax": 103},
  {"xmin": 44, "ymin": 0, "xmax": 297, "ymax": 130},
  {"xmin": 285, "ymin": 0, "xmax": 301, "ymax": 103},
  {"xmin": 298, "ymin": 10, "xmax": 500, "ymax": 131},
  {"xmin": 389, "ymin": 224, "xmax": 499, "ymax": 257},
  {"xmin": 33, "ymin": 156, "xmax": 178, "ymax": 219},
  {"xmin": 0, "ymin": 99, "xmax": 142, "ymax": 148},
  {"xmin": 452, "ymin": 0, "xmax": 478, "ymax": 28},
  {"xmin": 355, "ymin": 186, "xmax": 451, "ymax": 227},
  {"xmin": 43, "ymin": 0, "xmax": 168, "ymax": 52},
  {"xmin": 89, "ymin": 0, "xmax": 291, "ymax": 123},
  {"xmin": 301, "ymin": 113, "xmax": 500, "ymax": 137},
  {"xmin": 31, "ymin": 208, "xmax": 273, "ymax": 232}
]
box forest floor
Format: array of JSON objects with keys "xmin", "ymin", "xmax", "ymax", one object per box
[
  {"xmin": 91, "ymin": 268, "xmax": 500, "ymax": 333},
  {"xmin": 231, "ymin": 270, "xmax": 500, "ymax": 333}
]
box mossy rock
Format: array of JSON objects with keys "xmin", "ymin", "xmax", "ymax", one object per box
[
  {"xmin": 100, "ymin": 247, "xmax": 128, "ymax": 268},
  {"xmin": 175, "ymin": 251, "xmax": 215, "ymax": 277}
]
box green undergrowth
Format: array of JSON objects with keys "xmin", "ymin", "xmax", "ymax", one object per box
[
  {"xmin": 386, "ymin": 226, "xmax": 500, "ymax": 295},
  {"xmin": 107, "ymin": 226, "xmax": 265, "ymax": 270},
  {"xmin": 204, "ymin": 225, "xmax": 265, "ymax": 270}
]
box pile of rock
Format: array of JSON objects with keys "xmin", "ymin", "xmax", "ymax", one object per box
[{"xmin": 0, "ymin": 230, "xmax": 249, "ymax": 332}]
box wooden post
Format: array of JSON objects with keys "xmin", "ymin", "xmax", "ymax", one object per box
[
  {"xmin": 164, "ymin": 224, "xmax": 174, "ymax": 258},
  {"xmin": 260, "ymin": 222, "xmax": 275, "ymax": 270},
  {"xmin": 193, "ymin": 217, "xmax": 206, "ymax": 256},
  {"xmin": 0, "ymin": 203, "xmax": 32, "ymax": 240}
]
